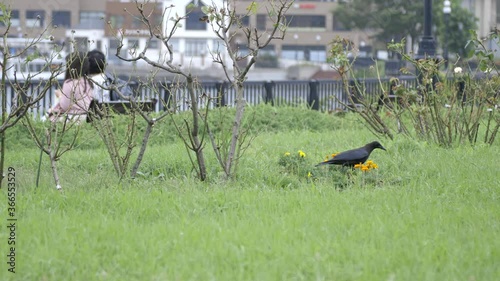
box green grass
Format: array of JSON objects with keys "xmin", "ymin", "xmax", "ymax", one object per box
[{"xmin": 1, "ymin": 105, "xmax": 499, "ymax": 280}]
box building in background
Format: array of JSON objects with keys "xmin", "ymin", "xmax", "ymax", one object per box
[
  {"xmin": 461, "ymin": 0, "xmax": 498, "ymax": 52},
  {"xmin": 462, "ymin": 0, "xmax": 497, "ymax": 39},
  {"xmin": 231, "ymin": 0, "xmax": 371, "ymax": 68},
  {"xmin": 102, "ymin": 1, "xmax": 163, "ymax": 65},
  {"xmin": 156, "ymin": 0, "xmax": 228, "ymax": 70},
  {"xmin": 1, "ymin": 0, "xmax": 499, "ymax": 71}
]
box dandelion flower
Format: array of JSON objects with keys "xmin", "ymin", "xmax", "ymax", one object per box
[
  {"xmin": 454, "ymin": 67, "xmax": 462, "ymax": 74},
  {"xmin": 361, "ymin": 165, "xmax": 369, "ymax": 172},
  {"xmin": 307, "ymin": 172, "xmax": 312, "ymax": 178},
  {"xmin": 298, "ymin": 150, "xmax": 306, "ymax": 158},
  {"xmin": 331, "ymin": 153, "xmax": 337, "ymax": 158},
  {"xmin": 354, "ymin": 163, "xmax": 362, "ymax": 169},
  {"xmin": 284, "ymin": 152, "xmax": 291, "ymax": 156}
]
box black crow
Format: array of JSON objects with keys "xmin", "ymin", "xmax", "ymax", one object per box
[{"xmin": 316, "ymin": 141, "xmax": 386, "ymax": 167}]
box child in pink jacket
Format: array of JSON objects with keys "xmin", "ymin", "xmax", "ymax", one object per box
[{"xmin": 49, "ymin": 52, "xmax": 93, "ymax": 122}]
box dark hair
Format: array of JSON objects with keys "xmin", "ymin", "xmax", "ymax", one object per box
[
  {"xmin": 87, "ymin": 49, "xmax": 106, "ymax": 75},
  {"xmin": 64, "ymin": 51, "xmax": 90, "ymax": 80},
  {"xmin": 64, "ymin": 51, "xmax": 93, "ymax": 90}
]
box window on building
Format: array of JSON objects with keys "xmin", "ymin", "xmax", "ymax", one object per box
[
  {"xmin": 79, "ymin": 11, "xmax": 105, "ymax": 29},
  {"xmin": 52, "ymin": 11, "xmax": 71, "ymax": 28},
  {"xmin": 10, "ymin": 10, "xmax": 20, "ymax": 27},
  {"xmin": 212, "ymin": 39, "xmax": 226, "ymax": 54},
  {"xmin": 128, "ymin": 39, "xmax": 139, "ymax": 50},
  {"xmin": 109, "ymin": 39, "xmax": 120, "ymax": 50},
  {"xmin": 288, "ymin": 15, "xmax": 325, "ymax": 29},
  {"xmin": 236, "ymin": 44, "xmax": 249, "ymax": 57},
  {"xmin": 26, "ymin": 10, "xmax": 45, "ymax": 27},
  {"xmin": 108, "ymin": 39, "xmax": 124, "ymax": 64},
  {"xmin": 281, "ymin": 45, "xmax": 305, "ymax": 60},
  {"xmin": 185, "ymin": 2, "xmax": 207, "ymax": 30},
  {"xmin": 256, "ymin": 14, "xmax": 266, "ymax": 30},
  {"xmin": 95, "ymin": 40, "xmax": 102, "ymax": 51},
  {"xmin": 185, "ymin": 39, "xmax": 207, "ymax": 56},
  {"xmin": 109, "ymin": 15, "xmax": 124, "ymax": 28},
  {"xmin": 147, "ymin": 40, "xmax": 159, "ymax": 49},
  {"xmin": 260, "ymin": 45, "xmax": 276, "ymax": 55},
  {"xmin": 308, "ymin": 46, "xmax": 326, "ymax": 62},
  {"xmin": 282, "ymin": 45, "xmax": 325, "ymax": 62}
]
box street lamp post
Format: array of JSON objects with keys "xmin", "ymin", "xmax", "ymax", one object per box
[
  {"xmin": 416, "ymin": 0, "xmax": 437, "ymax": 59},
  {"xmin": 443, "ymin": 0, "xmax": 452, "ymax": 70}
]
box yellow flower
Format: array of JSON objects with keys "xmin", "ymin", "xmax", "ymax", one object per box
[
  {"xmin": 331, "ymin": 153, "xmax": 337, "ymax": 158},
  {"xmin": 307, "ymin": 172, "xmax": 312, "ymax": 178},
  {"xmin": 354, "ymin": 163, "xmax": 362, "ymax": 169},
  {"xmin": 361, "ymin": 165, "xmax": 369, "ymax": 172},
  {"xmin": 298, "ymin": 150, "xmax": 306, "ymax": 158},
  {"xmin": 365, "ymin": 160, "xmax": 378, "ymax": 169},
  {"xmin": 284, "ymin": 152, "xmax": 291, "ymax": 156}
]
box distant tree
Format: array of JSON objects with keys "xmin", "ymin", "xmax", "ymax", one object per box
[
  {"xmin": 434, "ymin": 1, "xmax": 477, "ymax": 59},
  {"xmin": 334, "ymin": 0, "xmax": 476, "ymax": 58},
  {"xmin": 334, "ymin": 1, "xmax": 424, "ymax": 46}
]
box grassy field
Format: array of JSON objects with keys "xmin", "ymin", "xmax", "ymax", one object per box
[{"xmin": 1, "ymin": 106, "xmax": 499, "ymax": 280}]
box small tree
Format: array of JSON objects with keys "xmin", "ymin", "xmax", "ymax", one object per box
[
  {"xmin": 88, "ymin": 83, "xmax": 170, "ymax": 179},
  {"xmin": 24, "ymin": 114, "xmax": 82, "ymax": 190},
  {"xmin": 200, "ymin": 0, "xmax": 291, "ymax": 178},
  {"xmin": 0, "ymin": 4, "xmax": 63, "ymax": 188},
  {"xmin": 327, "ymin": 37, "xmax": 394, "ymax": 140},
  {"xmin": 105, "ymin": 1, "xmax": 209, "ymax": 180},
  {"xmin": 23, "ymin": 50, "xmax": 93, "ymax": 190}
]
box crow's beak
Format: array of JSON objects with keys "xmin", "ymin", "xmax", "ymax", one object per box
[{"xmin": 380, "ymin": 145, "xmax": 386, "ymax": 151}]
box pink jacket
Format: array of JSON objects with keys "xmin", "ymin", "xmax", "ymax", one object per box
[{"xmin": 53, "ymin": 78, "xmax": 93, "ymax": 115}]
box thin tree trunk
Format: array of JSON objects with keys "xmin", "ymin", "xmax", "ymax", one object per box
[
  {"xmin": 130, "ymin": 122, "xmax": 153, "ymax": 178},
  {"xmin": 0, "ymin": 53, "xmax": 7, "ymax": 188},
  {"xmin": 49, "ymin": 151, "xmax": 61, "ymax": 190},
  {"xmin": 46, "ymin": 127, "xmax": 61, "ymax": 190},
  {"xmin": 0, "ymin": 129, "xmax": 4, "ymax": 189},
  {"xmin": 195, "ymin": 143, "xmax": 207, "ymax": 181},
  {"xmin": 225, "ymin": 83, "xmax": 245, "ymax": 178},
  {"xmin": 186, "ymin": 78, "xmax": 207, "ymax": 181}
]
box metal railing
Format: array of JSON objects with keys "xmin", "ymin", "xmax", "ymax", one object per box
[{"xmin": 1, "ymin": 77, "xmax": 420, "ymax": 119}]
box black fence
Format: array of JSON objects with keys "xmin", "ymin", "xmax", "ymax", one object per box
[{"xmin": 1, "ymin": 77, "xmax": 420, "ymax": 119}]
